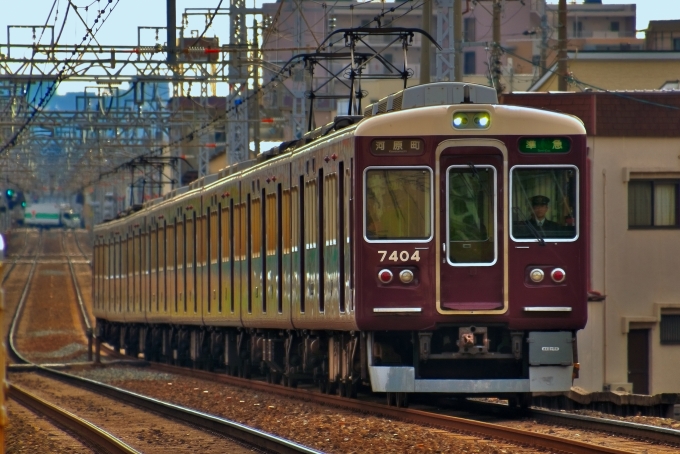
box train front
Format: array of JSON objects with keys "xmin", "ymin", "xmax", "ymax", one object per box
[{"xmin": 354, "ymin": 83, "xmax": 587, "ymax": 401}]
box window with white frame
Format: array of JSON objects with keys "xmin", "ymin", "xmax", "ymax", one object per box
[{"xmin": 628, "ymin": 180, "xmax": 679, "ymax": 228}]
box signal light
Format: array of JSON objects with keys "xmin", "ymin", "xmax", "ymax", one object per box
[{"xmin": 5, "ymin": 189, "xmax": 13, "ymax": 197}]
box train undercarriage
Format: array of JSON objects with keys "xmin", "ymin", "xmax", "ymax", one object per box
[{"xmin": 95, "ymin": 320, "xmax": 576, "ymax": 407}]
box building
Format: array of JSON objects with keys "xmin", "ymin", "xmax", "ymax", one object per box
[
  {"xmin": 528, "ymin": 51, "xmax": 680, "ymax": 92},
  {"xmin": 645, "ymin": 20, "xmax": 680, "ymax": 51},
  {"xmin": 502, "ymin": 91, "xmax": 680, "ymax": 395},
  {"xmin": 166, "ymin": 96, "xmax": 229, "ymax": 185},
  {"xmin": 545, "ymin": 0, "xmax": 642, "ymax": 51}
]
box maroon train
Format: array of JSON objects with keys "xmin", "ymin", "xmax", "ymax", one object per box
[{"xmin": 93, "ymin": 82, "xmax": 588, "ymax": 406}]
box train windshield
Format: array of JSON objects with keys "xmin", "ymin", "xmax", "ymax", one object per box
[
  {"xmin": 446, "ymin": 165, "xmax": 496, "ymax": 265},
  {"xmin": 365, "ymin": 167, "xmax": 432, "ymax": 241},
  {"xmin": 511, "ymin": 166, "xmax": 578, "ymax": 241}
]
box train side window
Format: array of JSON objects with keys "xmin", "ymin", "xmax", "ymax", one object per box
[
  {"xmin": 166, "ymin": 223, "xmax": 175, "ymax": 313},
  {"xmin": 283, "ymin": 189, "xmax": 292, "ymax": 255},
  {"xmin": 211, "ymin": 209, "xmax": 219, "ymax": 265},
  {"xmin": 510, "ymin": 166, "xmax": 578, "ymax": 242},
  {"xmin": 221, "ymin": 201, "xmax": 232, "ymax": 313},
  {"xmin": 177, "ymin": 218, "xmax": 185, "ymax": 312},
  {"xmin": 151, "ymin": 228, "xmax": 157, "ymax": 312},
  {"xmin": 159, "ymin": 222, "xmax": 166, "ymax": 313},
  {"xmin": 126, "ymin": 236, "xmax": 132, "ymax": 312},
  {"xmin": 364, "ymin": 167, "xmax": 433, "ymax": 242},
  {"xmin": 266, "ymin": 190, "xmax": 277, "ymax": 313},
  {"xmin": 276, "ymin": 184, "xmax": 283, "ymax": 314},
  {"xmin": 238, "ymin": 201, "xmax": 246, "ymax": 312}
]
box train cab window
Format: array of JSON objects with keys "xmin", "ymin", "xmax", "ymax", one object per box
[
  {"xmin": 446, "ymin": 165, "xmax": 496, "ymax": 265},
  {"xmin": 364, "ymin": 167, "xmax": 432, "ymax": 241},
  {"xmin": 510, "ymin": 166, "xmax": 578, "ymax": 242}
]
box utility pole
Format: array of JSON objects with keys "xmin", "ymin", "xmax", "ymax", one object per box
[
  {"xmin": 435, "ymin": 0, "xmax": 454, "ymax": 82},
  {"xmin": 491, "ymin": 0, "xmax": 503, "ymax": 94},
  {"xmin": 454, "ymin": 0, "xmax": 463, "ymax": 82},
  {"xmin": 253, "ymin": 18, "xmax": 261, "ymax": 156},
  {"xmin": 557, "ymin": 0, "xmax": 568, "ymax": 90},
  {"xmin": 166, "ymin": 0, "xmax": 176, "ymax": 65},
  {"xmin": 539, "ymin": 0, "xmax": 549, "ymax": 77},
  {"xmin": 421, "ymin": 0, "xmax": 432, "ymax": 84}
]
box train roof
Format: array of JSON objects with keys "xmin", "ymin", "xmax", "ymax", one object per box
[
  {"xmin": 356, "ymin": 82, "xmax": 585, "ymax": 137},
  {"xmin": 355, "ymin": 103, "xmax": 586, "ymax": 137}
]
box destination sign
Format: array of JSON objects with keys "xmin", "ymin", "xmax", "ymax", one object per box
[
  {"xmin": 519, "ymin": 137, "xmax": 571, "ymax": 154},
  {"xmin": 370, "ymin": 138, "xmax": 425, "ymax": 156}
]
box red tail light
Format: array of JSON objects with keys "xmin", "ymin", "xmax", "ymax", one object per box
[
  {"xmin": 551, "ymin": 268, "xmax": 566, "ymax": 283},
  {"xmin": 378, "ymin": 269, "xmax": 393, "ymax": 284}
]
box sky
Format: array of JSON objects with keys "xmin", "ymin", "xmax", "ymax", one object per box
[{"xmin": 1, "ymin": 0, "xmax": 679, "ymax": 94}]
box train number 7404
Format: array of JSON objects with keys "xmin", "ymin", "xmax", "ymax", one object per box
[{"xmin": 378, "ymin": 250, "xmax": 421, "ymax": 262}]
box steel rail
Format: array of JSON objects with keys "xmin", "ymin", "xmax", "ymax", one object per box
[
  {"xmin": 7, "ymin": 251, "xmax": 39, "ymax": 364},
  {"xmin": 143, "ymin": 362, "xmax": 645, "ymax": 454},
  {"xmin": 440, "ymin": 397, "xmax": 680, "ymax": 448},
  {"xmin": 1, "ymin": 228, "xmax": 30, "ymax": 285},
  {"xmin": 63, "ymin": 232, "xmax": 92, "ymax": 332},
  {"xmin": 30, "ymin": 367, "xmax": 323, "ymax": 454},
  {"xmin": 531, "ymin": 407, "xmax": 680, "ymax": 447},
  {"xmin": 8, "ymin": 384, "xmax": 141, "ymax": 454},
  {"xmin": 6, "ymin": 231, "xmax": 140, "ymax": 454},
  {"xmin": 6, "ymin": 231, "xmax": 321, "ymax": 454}
]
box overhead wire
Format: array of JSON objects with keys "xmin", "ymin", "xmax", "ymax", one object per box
[
  {"xmin": 83, "ymin": 0, "xmax": 430, "ymax": 189},
  {"xmin": 0, "ymin": 0, "xmax": 122, "ymax": 155},
  {"xmin": 194, "ymin": 0, "xmax": 225, "ymax": 44}
]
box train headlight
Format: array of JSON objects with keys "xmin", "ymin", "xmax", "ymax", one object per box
[
  {"xmin": 378, "ymin": 269, "xmax": 393, "ymax": 284},
  {"xmin": 452, "ymin": 111, "xmax": 491, "ymax": 130},
  {"xmin": 551, "ymin": 268, "xmax": 566, "ymax": 283},
  {"xmin": 474, "ymin": 113, "xmax": 490, "ymax": 127},
  {"xmin": 452, "ymin": 113, "xmax": 468, "ymax": 128},
  {"xmin": 399, "ymin": 269, "xmax": 414, "ymax": 284},
  {"xmin": 529, "ymin": 268, "xmax": 544, "ymax": 283}
]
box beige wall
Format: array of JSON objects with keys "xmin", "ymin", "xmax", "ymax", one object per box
[
  {"xmin": 580, "ymin": 136, "xmax": 680, "ymax": 394},
  {"xmin": 535, "ymin": 59, "xmax": 680, "ymax": 92}
]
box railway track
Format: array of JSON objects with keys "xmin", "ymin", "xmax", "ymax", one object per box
[
  {"xmin": 6, "ymin": 229, "xmax": 323, "ymax": 454},
  {"xmin": 124, "ymin": 361, "xmax": 680, "ymax": 454},
  {"xmin": 442, "ymin": 398, "xmax": 680, "ymax": 447},
  {"xmin": 8, "ymin": 384, "xmax": 140, "ymax": 454},
  {"xmin": 7, "ymin": 229, "xmax": 680, "ymax": 453}
]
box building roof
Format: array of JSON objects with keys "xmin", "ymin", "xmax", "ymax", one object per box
[
  {"xmin": 646, "ymin": 20, "xmax": 680, "ymax": 33},
  {"xmin": 501, "ymin": 91, "xmax": 680, "ymax": 137}
]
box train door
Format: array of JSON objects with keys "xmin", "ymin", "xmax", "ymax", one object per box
[{"xmin": 437, "ymin": 142, "xmax": 506, "ymax": 313}]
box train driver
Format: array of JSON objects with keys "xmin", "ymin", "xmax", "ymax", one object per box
[{"xmin": 528, "ymin": 195, "xmax": 561, "ymax": 233}]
